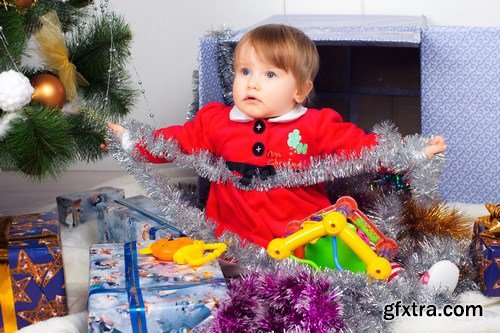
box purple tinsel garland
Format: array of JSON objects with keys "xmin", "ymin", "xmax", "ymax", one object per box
[{"xmin": 210, "ymin": 268, "xmax": 343, "ymax": 332}]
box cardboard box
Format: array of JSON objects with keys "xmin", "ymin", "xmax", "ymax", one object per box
[{"xmin": 197, "ymin": 15, "xmax": 498, "ymax": 202}]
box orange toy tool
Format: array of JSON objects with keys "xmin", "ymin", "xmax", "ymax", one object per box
[
  {"xmin": 173, "ymin": 241, "xmax": 227, "ymax": 267},
  {"xmin": 138, "ymin": 237, "xmax": 193, "ymax": 261}
]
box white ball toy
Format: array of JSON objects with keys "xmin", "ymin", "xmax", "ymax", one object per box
[{"xmin": 0, "ymin": 70, "xmax": 34, "ymax": 112}]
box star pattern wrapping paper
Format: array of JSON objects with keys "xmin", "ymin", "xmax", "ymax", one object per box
[
  {"xmin": 0, "ymin": 212, "xmax": 68, "ymax": 330},
  {"xmin": 471, "ymin": 207, "xmax": 500, "ymax": 297}
]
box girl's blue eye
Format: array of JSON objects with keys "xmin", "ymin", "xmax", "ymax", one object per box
[
  {"xmin": 242, "ymin": 68, "xmax": 250, "ymax": 75},
  {"xmin": 266, "ymin": 72, "xmax": 276, "ymax": 78}
]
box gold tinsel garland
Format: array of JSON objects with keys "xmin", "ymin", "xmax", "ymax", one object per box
[{"xmin": 400, "ymin": 200, "xmax": 472, "ymax": 243}]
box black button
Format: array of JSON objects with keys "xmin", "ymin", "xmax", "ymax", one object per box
[
  {"xmin": 253, "ymin": 120, "xmax": 266, "ymax": 134},
  {"xmin": 252, "ymin": 142, "xmax": 265, "ymax": 156}
]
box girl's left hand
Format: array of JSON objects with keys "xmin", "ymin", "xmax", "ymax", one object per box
[{"xmin": 424, "ymin": 135, "xmax": 447, "ymax": 158}]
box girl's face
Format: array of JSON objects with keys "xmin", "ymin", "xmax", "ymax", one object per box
[{"xmin": 233, "ymin": 43, "xmax": 305, "ymax": 119}]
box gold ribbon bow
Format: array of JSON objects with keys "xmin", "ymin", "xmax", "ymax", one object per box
[
  {"xmin": 0, "ymin": 263, "xmax": 17, "ymax": 333},
  {"xmin": 478, "ymin": 203, "xmax": 500, "ymax": 239},
  {"xmin": 0, "ymin": 217, "xmax": 17, "ymax": 332},
  {"xmin": 33, "ymin": 10, "xmax": 89, "ymax": 101}
]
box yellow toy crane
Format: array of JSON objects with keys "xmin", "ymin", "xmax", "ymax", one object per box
[{"xmin": 267, "ymin": 196, "xmax": 398, "ymax": 280}]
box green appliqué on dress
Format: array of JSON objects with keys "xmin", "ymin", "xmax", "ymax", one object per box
[{"xmin": 287, "ymin": 129, "xmax": 308, "ymax": 154}]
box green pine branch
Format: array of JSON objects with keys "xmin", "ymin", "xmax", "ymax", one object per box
[
  {"xmin": 24, "ymin": 0, "xmax": 83, "ymax": 33},
  {"xmin": 81, "ymin": 68, "xmax": 137, "ymax": 120},
  {"xmin": 0, "ymin": 8, "xmax": 29, "ymax": 71},
  {"xmin": 17, "ymin": 65, "xmax": 51, "ymax": 77},
  {"xmin": 66, "ymin": 108, "xmax": 107, "ymax": 163},
  {"xmin": 0, "ymin": 4, "xmax": 138, "ymax": 179},
  {"xmin": 0, "ymin": 141, "xmax": 15, "ymax": 171},
  {"xmin": 69, "ymin": 13, "xmax": 132, "ymax": 81},
  {"xmin": 69, "ymin": 12, "xmax": 136, "ymax": 118},
  {"xmin": 1, "ymin": 104, "xmax": 76, "ymax": 180}
]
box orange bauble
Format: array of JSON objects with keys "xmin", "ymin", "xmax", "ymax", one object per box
[
  {"xmin": 10, "ymin": 0, "xmax": 34, "ymax": 9},
  {"xmin": 30, "ymin": 74, "xmax": 66, "ymax": 109}
]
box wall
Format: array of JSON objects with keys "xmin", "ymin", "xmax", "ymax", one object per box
[{"xmin": 73, "ymin": 0, "xmax": 499, "ymax": 170}]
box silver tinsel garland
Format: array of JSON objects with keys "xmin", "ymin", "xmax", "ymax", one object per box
[
  {"xmin": 366, "ymin": 193, "xmax": 478, "ymax": 293},
  {"xmin": 107, "ymin": 26, "xmax": 474, "ymax": 332},
  {"xmin": 122, "ymin": 118, "xmax": 443, "ymax": 207},
  {"xmin": 213, "ymin": 27, "xmax": 236, "ymax": 106},
  {"xmin": 108, "ymin": 119, "xmax": 474, "ymax": 332},
  {"xmin": 187, "ymin": 70, "xmax": 200, "ymax": 121}
]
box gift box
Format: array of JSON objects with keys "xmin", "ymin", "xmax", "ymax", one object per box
[
  {"xmin": 97, "ymin": 195, "xmax": 183, "ymax": 244},
  {"xmin": 471, "ymin": 204, "xmax": 500, "ymax": 297},
  {"xmin": 197, "ymin": 15, "xmax": 498, "ymax": 203},
  {"xmin": 0, "ymin": 212, "xmax": 67, "ymax": 333},
  {"xmin": 56, "ymin": 187, "xmax": 125, "ymax": 227},
  {"xmin": 88, "ymin": 241, "xmax": 228, "ymax": 332}
]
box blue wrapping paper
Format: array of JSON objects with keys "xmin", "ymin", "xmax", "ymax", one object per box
[
  {"xmin": 472, "ymin": 221, "xmax": 500, "ymax": 297},
  {"xmin": 56, "ymin": 187, "xmax": 125, "ymax": 227},
  {"xmin": 97, "ymin": 195, "xmax": 183, "ymax": 244},
  {"xmin": 421, "ymin": 26, "xmax": 499, "ymax": 202},
  {"xmin": 88, "ymin": 241, "xmax": 228, "ymax": 332},
  {"xmin": 0, "ymin": 212, "xmax": 67, "ymax": 330}
]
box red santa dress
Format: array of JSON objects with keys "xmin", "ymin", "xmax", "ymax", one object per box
[{"xmin": 136, "ymin": 102, "xmax": 377, "ymax": 248}]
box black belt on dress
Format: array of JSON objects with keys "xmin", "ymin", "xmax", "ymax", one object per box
[{"xmin": 226, "ymin": 161, "xmax": 276, "ymax": 186}]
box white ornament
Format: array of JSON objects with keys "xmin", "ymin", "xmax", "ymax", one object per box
[
  {"xmin": 0, "ymin": 70, "xmax": 33, "ymax": 138},
  {"xmin": 0, "ymin": 70, "xmax": 34, "ymax": 112}
]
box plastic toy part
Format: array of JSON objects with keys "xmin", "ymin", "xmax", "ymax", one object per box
[
  {"xmin": 266, "ymin": 196, "xmax": 396, "ymax": 280},
  {"xmin": 268, "ymin": 212, "xmax": 346, "ymax": 260},
  {"xmin": 338, "ymin": 223, "xmax": 391, "ymax": 279},
  {"xmin": 173, "ymin": 241, "xmax": 227, "ymax": 267},
  {"xmin": 305, "ymin": 232, "xmax": 367, "ymax": 273},
  {"xmin": 333, "ymin": 196, "xmax": 398, "ymax": 259},
  {"xmin": 289, "ymin": 255, "xmax": 320, "ymax": 271},
  {"xmin": 138, "ymin": 237, "xmax": 193, "ymax": 261}
]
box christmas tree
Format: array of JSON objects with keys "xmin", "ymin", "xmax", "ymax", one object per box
[{"xmin": 0, "ymin": 0, "xmax": 136, "ymax": 179}]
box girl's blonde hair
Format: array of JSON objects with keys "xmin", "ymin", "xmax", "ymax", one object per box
[{"xmin": 233, "ymin": 24, "xmax": 320, "ymax": 105}]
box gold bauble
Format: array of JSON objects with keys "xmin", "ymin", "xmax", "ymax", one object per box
[
  {"xmin": 9, "ymin": 0, "xmax": 34, "ymax": 9},
  {"xmin": 30, "ymin": 74, "xmax": 67, "ymax": 109}
]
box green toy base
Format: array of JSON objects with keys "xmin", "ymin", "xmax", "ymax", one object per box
[{"xmin": 305, "ymin": 236, "xmax": 367, "ymax": 273}]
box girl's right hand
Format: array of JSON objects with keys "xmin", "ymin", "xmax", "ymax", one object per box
[
  {"xmin": 107, "ymin": 122, "xmax": 125, "ymax": 141},
  {"xmin": 100, "ymin": 122, "xmax": 125, "ymax": 151}
]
